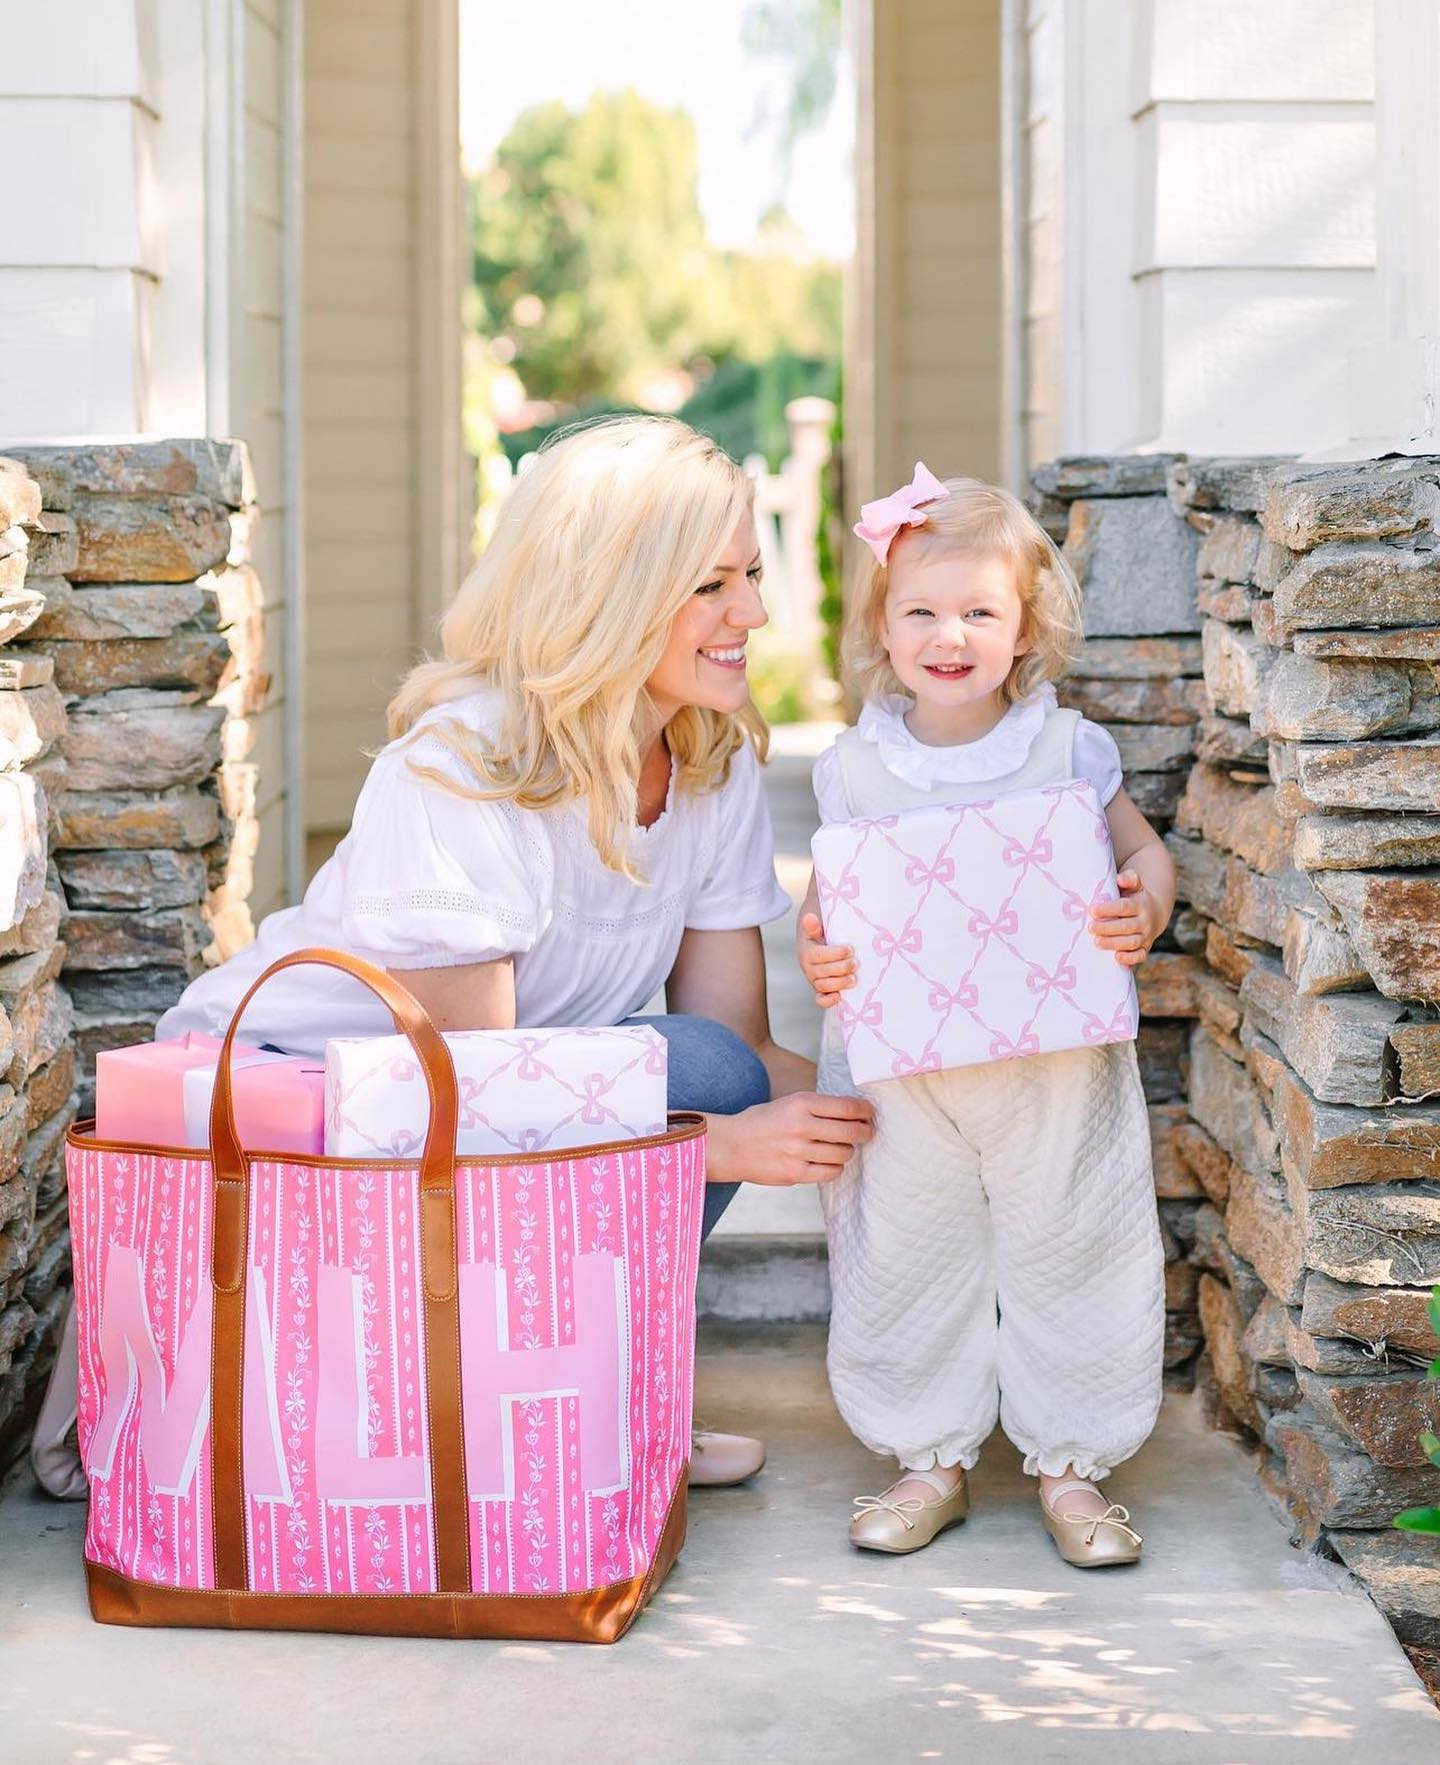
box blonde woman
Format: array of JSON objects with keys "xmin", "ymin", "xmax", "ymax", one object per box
[
  {"xmin": 795, "ymin": 467, "xmax": 1170, "ymax": 1563},
  {"xmin": 159, "ymin": 416, "xmax": 874, "ymax": 1487}
]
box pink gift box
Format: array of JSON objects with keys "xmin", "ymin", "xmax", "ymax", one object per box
[
  {"xmin": 811, "ymin": 777, "xmax": 1139, "ymax": 1085},
  {"xmin": 324, "ymin": 1025, "xmax": 669, "ymax": 1159},
  {"xmin": 95, "ymin": 1032, "xmax": 326, "ymax": 1156}
]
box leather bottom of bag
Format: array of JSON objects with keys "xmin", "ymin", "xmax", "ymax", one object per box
[{"xmin": 86, "ymin": 1475, "xmax": 688, "ymax": 1644}]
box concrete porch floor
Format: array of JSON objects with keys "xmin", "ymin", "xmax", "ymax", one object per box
[{"xmin": 1, "ymin": 1324, "xmax": 1435, "ymax": 1764}]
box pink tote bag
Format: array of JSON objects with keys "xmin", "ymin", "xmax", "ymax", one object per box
[{"xmin": 67, "ymin": 949, "xmax": 706, "ymax": 1642}]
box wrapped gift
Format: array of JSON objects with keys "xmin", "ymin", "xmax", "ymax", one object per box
[
  {"xmin": 811, "ymin": 777, "xmax": 1138, "ymax": 1085},
  {"xmin": 324, "ymin": 1024, "xmax": 669, "ymax": 1159},
  {"xmin": 95, "ymin": 1032, "xmax": 327, "ymax": 1156}
]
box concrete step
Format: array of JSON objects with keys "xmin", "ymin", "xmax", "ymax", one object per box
[{"xmin": 698, "ymin": 1232, "xmax": 830, "ymax": 1322}]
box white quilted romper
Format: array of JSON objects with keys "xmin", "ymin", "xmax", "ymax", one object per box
[{"xmin": 818, "ymin": 703, "xmax": 1166, "ymax": 1480}]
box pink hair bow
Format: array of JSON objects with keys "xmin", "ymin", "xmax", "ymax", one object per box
[{"xmin": 853, "ymin": 462, "xmax": 947, "ymax": 565}]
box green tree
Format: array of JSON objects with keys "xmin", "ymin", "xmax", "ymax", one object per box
[{"xmin": 471, "ymin": 90, "xmax": 709, "ymax": 404}]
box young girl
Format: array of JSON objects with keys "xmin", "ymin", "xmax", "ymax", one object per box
[{"xmin": 797, "ymin": 467, "xmax": 1173, "ymax": 1567}]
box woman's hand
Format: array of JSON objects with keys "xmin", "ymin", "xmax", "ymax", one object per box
[
  {"xmin": 797, "ymin": 911, "xmax": 857, "ymax": 1010},
  {"xmin": 1089, "ymin": 870, "xmax": 1167, "ymax": 968},
  {"xmin": 703, "ymin": 1091, "xmax": 874, "ymax": 1187}
]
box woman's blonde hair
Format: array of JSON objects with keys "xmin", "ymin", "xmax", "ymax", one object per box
[
  {"xmin": 841, "ymin": 476, "xmax": 1083, "ymax": 708},
  {"xmin": 387, "ymin": 415, "xmax": 765, "ymax": 878}
]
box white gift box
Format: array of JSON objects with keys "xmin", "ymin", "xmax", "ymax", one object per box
[
  {"xmin": 323, "ymin": 1024, "xmax": 670, "ymax": 1159},
  {"xmin": 811, "ymin": 778, "xmax": 1139, "ymax": 1085}
]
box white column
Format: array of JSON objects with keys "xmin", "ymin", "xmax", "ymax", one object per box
[
  {"xmin": 1346, "ymin": 0, "xmax": 1440, "ymax": 454},
  {"xmin": 0, "ymin": 1, "xmax": 162, "ymax": 438}
]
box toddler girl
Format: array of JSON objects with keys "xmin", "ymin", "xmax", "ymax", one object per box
[{"xmin": 797, "ymin": 467, "xmax": 1173, "ymax": 1567}]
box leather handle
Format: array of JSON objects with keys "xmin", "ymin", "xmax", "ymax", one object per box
[
  {"xmin": 208, "ymin": 946, "xmax": 460, "ymax": 1297},
  {"xmin": 206, "ymin": 946, "xmax": 470, "ymax": 1595}
]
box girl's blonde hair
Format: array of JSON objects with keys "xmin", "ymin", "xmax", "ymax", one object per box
[
  {"xmin": 841, "ymin": 476, "xmax": 1083, "ymax": 708},
  {"xmin": 387, "ymin": 415, "xmax": 765, "ymax": 878}
]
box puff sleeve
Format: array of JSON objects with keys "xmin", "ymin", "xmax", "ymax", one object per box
[
  {"xmin": 1072, "ymin": 719, "xmax": 1124, "ymax": 807},
  {"xmin": 336, "ymin": 730, "xmax": 550, "ymax": 968}
]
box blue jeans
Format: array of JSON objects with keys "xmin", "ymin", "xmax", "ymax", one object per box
[{"xmin": 622, "ymin": 1013, "xmax": 771, "ymax": 1241}]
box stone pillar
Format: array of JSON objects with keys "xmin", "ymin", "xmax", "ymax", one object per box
[
  {"xmin": 1029, "ymin": 457, "xmax": 1209, "ymax": 1386},
  {"xmin": 0, "ymin": 458, "xmax": 74, "ymax": 1453}
]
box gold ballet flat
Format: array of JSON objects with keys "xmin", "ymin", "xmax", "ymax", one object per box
[
  {"xmin": 1039, "ymin": 1480, "xmax": 1143, "ymax": 1568},
  {"xmin": 849, "ymin": 1468, "xmax": 970, "ymax": 1554}
]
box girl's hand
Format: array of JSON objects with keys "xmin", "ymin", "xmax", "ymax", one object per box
[
  {"xmin": 1089, "ymin": 870, "xmax": 1164, "ymax": 968},
  {"xmin": 796, "ymin": 911, "xmax": 857, "ymax": 1009}
]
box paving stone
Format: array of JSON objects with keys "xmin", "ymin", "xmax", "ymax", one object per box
[
  {"xmin": 1270, "ymin": 540, "xmax": 1440, "ymax": 636},
  {"xmin": 1240, "ymin": 955, "xmax": 1404, "ymax": 1106},
  {"xmin": 1165, "ymin": 830, "xmax": 1228, "ymax": 918},
  {"xmin": 1137, "ymin": 1019, "xmax": 1188, "ymax": 1101},
  {"xmin": 1194, "ymin": 969, "xmax": 1243, "ymax": 1053},
  {"xmin": 1167, "ymin": 456, "xmax": 1287, "ymax": 515},
  {"xmin": 1262, "ymin": 459, "xmax": 1440, "ymax": 550},
  {"xmin": 1067, "ymin": 634, "xmax": 1204, "ymax": 678},
  {"xmin": 1065, "ymin": 496, "xmax": 1201, "ymax": 636},
  {"xmin": 64, "ymin": 965, "xmax": 190, "ymax": 1020},
  {"xmin": 1295, "ymin": 813, "xmax": 1440, "ymax": 871},
  {"xmin": 1123, "ymin": 770, "xmax": 1187, "ymax": 823},
  {"xmin": 1205, "ymin": 921, "xmax": 1255, "ymax": 988},
  {"xmin": 1301, "ymin": 1271, "xmax": 1440, "ymax": 1363},
  {"xmin": 1151, "ymin": 1101, "xmax": 1201, "ymax": 1199},
  {"xmin": 26, "ymin": 511, "xmax": 78, "ymax": 576},
  {"xmin": 0, "ymin": 772, "xmax": 48, "ymax": 936},
  {"xmin": 0, "ymin": 583, "xmax": 46, "ymax": 646},
  {"xmin": 1282, "ymin": 906, "xmax": 1369, "ymax": 996},
  {"xmin": 70, "ymin": 494, "xmax": 232, "ymax": 584},
  {"xmin": 1241, "ymin": 1292, "xmax": 1291, "ymax": 1370},
  {"xmin": 0, "ymin": 524, "xmax": 28, "ymax": 590},
  {"xmin": 1315, "ymin": 870, "xmax": 1440, "ymax": 1004}
]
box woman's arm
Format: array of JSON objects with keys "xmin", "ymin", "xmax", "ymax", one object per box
[
  {"xmin": 386, "ymin": 957, "xmax": 518, "ymax": 1031},
  {"xmin": 665, "ymin": 924, "xmax": 874, "ymax": 1185},
  {"xmin": 1090, "ymin": 788, "xmax": 1177, "ymax": 966}
]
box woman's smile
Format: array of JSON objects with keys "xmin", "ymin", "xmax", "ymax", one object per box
[{"xmin": 700, "ymin": 643, "xmax": 748, "ymax": 671}]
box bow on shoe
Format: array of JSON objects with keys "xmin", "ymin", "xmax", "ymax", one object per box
[
  {"xmin": 853, "ymin": 462, "xmax": 948, "ymax": 565},
  {"xmin": 1061, "ymin": 1501, "xmax": 1143, "ymax": 1549},
  {"xmin": 852, "ymin": 1492, "xmax": 927, "ymax": 1532}
]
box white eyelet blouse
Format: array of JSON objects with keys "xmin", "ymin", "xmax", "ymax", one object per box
[
  {"xmin": 811, "ymin": 685, "xmax": 1124, "ymax": 826},
  {"xmin": 157, "ymin": 690, "xmax": 792, "ymax": 1056}
]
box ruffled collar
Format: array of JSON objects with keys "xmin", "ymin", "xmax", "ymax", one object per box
[{"xmin": 857, "ymin": 684, "xmax": 1058, "ymax": 790}]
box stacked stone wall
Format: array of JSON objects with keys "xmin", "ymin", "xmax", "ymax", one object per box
[
  {"xmin": 0, "ymin": 441, "xmax": 265, "ymax": 1463},
  {"xmin": 1037, "ymin": 448, "xmax": 1440, "ymax": 1675},
  {"xmin": 1031, "ymin": 457, "xmax": 1210, "ymax": 1390}
]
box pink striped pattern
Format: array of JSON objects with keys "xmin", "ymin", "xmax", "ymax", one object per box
[{"xmin": 69, "ymin": 1131, "xmax": 704, "ymax": 1598}]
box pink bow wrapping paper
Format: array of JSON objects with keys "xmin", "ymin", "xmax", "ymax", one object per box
[
  {"xmin": 811, "ymin": 778, "xmax": 1139, "ymax": 1084},
  {"xmin": 95, "ymin": 1033, "xmax": 327, "ymax": 1156},
  {"xmin": 324, "ymin": 1025, "xmax": 670, "ymax": 1159}
]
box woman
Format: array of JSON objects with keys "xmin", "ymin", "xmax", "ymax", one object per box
[{"xmin": 159, "ymin": 416, "xmax": 874, "ymax": 1485}]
